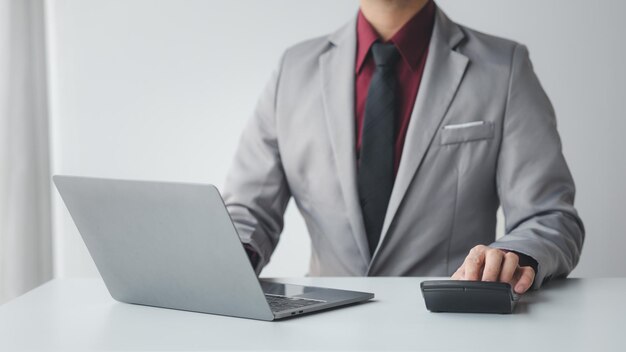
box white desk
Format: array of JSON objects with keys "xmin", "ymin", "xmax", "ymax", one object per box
[{"xmin": 0, "ymin": 277, "xmax": 623, "ymax": 351}]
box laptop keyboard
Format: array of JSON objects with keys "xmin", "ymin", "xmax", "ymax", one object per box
[{"xmin": 265, "ymin": 294, "xmax": 324, "ymax": 312}]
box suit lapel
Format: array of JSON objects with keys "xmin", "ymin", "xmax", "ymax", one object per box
[
  {"xmin": 319, "ymin": 17, "xmax": 371, "ymax": 268},
  {"xmin": 369, "ymin": 9, "xmax": 469, "ymax": 267}
]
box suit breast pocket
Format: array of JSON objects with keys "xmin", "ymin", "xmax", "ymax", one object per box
[{"xmin": 440, "ymin": 121, "xmax": 494, "ymax": 145}]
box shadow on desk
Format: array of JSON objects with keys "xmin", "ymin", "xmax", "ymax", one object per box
[
  {"xmin": 516, "ymin": 278, "xmax": 582, "ymax": 314},
  {"xmin": 96, "ymin": 298, "xmax": 376, "ymax": 349},
  {"xmin": 97, "ymin": 302, "xmax": 255, "ymax": 350}
]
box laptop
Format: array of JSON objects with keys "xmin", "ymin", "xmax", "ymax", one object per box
[{"xmin": 53, "ymin": 175, "xmax": 374, "ymax": 321}]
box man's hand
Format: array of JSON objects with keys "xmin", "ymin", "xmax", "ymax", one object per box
[{"xmin": 451, "ymin": 245, "xmax": 536, "ymax": 294}]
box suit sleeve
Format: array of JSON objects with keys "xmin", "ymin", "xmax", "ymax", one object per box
[
  {"xmin": 489, "ymin": 44, "xmax": 585, "ymax": 289},
  {"xmin": 222, "ymin": 54, "xmax": 290, "ymax": 275}
]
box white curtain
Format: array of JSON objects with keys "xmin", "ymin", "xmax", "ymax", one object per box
[{"xmin": 0, "ymin": 0, "xmax": 52, "ymax": 304}]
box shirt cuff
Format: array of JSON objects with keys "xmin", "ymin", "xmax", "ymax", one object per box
[
  {"xmin": 243, "ymin": 244, "xmax": 260, "ymax": 268},
  {"xmin": 500, "ymin": 249, "xmax": 539, "ymax": 276}
]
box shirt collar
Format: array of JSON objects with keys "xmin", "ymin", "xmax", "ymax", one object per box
[{"xmin": 355, "ymin": 0, "xmax": 436, "ymax": 73}]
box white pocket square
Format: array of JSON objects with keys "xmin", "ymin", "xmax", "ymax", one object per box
[{"xmin": 443, "ymin": 121, "xmax": 485, "ymax": 130}]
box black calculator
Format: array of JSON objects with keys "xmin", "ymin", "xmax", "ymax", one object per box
[{"xmin": 421, "ymin": 280, "xmax": 520, "ymax": 314}]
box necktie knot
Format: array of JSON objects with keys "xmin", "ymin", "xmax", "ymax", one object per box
[{"xmin": 371, "ymin": 42, "xmax": 400, "ymax": 68}]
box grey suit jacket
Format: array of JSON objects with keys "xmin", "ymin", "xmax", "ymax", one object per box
[{"xmin": 223, "ymin": 8, "xmax": 584, "ymax": 289}]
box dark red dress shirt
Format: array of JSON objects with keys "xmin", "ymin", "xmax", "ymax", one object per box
[{"xmin": 355, "ymin": 1, "xmax": 436, "ymax": 175}]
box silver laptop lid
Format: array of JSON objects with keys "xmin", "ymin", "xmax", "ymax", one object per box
[{"xmin": 53, "ymin": 175, "xmax": 274, "ymax": 321}]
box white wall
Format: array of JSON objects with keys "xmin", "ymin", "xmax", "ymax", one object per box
[{"xmin": 46, "ymin": 0, "xmax": 626, "ymax": 279}]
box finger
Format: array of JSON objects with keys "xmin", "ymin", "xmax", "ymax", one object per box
[
  {"xmin": 463, "ymin": 246, "xmax": 486, "ymax": 281},
  {"xmin": 481, "ymin": 249, "xmax": 504, "ymax": 282},
  {"xmin": 498, "ymin": 252, "xmax": 519, "ymax": 283},
  {"xmin": 513, "ymin": 266, "xmax": 535, "ymax": 294}
]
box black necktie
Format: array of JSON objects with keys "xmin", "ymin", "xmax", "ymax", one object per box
[{"xmin": 358, "ymin": 42, "xmax": 400, "ymax": 256}]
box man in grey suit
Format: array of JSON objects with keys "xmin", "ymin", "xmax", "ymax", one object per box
[{"xmin": 223, "ymin": 0, "xmax": 584, "ymax": 294}]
